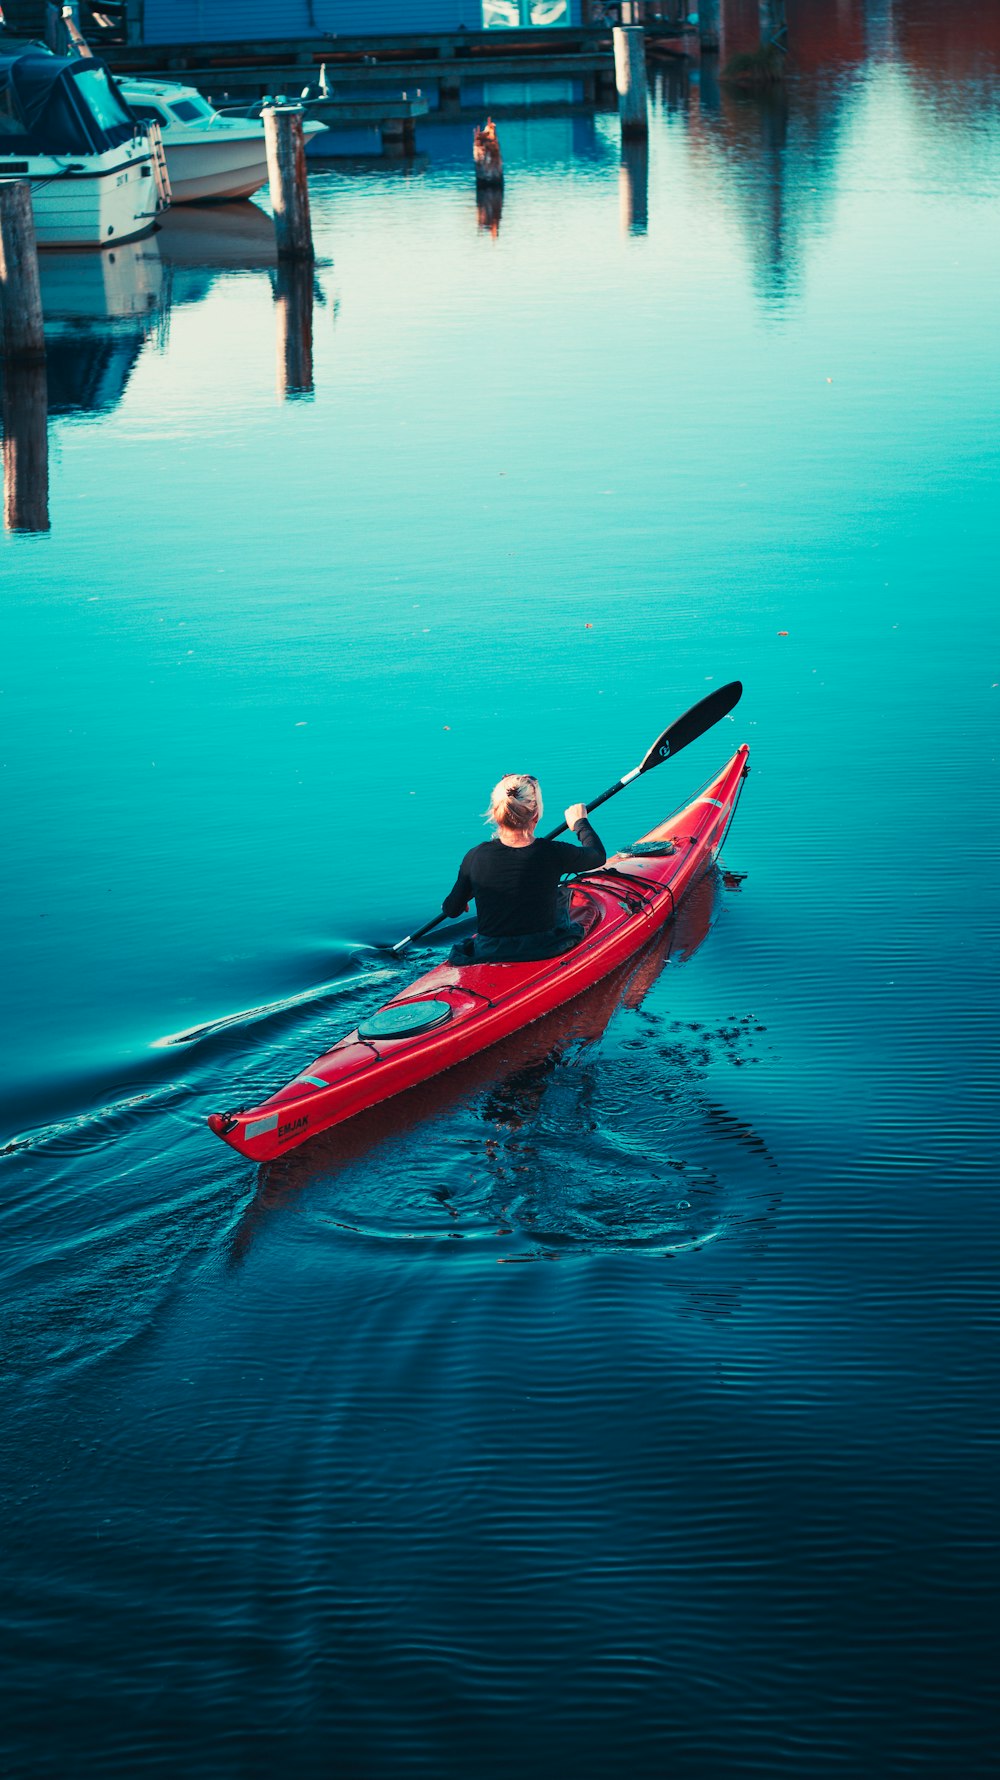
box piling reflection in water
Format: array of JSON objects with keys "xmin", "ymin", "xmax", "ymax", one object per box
[
  {"xmin": 2, "ymin": 359, "xmax": 48, "ymax": 533},
  {"xmin": 273, "ymin": 260, "xmax": 315, "ymax": 400},
  {"xmin": 618, "ymin": 137, "xmax": 649, "ymax": 235},
  {"xmin": 476, "ymin": 182, "xmax": 504, "ymax": 238}
]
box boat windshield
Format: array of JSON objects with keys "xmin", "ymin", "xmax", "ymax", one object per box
[
  {"xmin": 71, "ymin": 66, "xmax": 133, "ymax": 134},
  {"xmin": 170, "ymin": 98, "xmax": 210, "ymax": 122},
  {"xmin": 0, "ymin": 50, "xmax": 138, "ymax": 155},
  {"xmin": 128, "ymin": 102, "xmax": 168, "ymax": 125}
]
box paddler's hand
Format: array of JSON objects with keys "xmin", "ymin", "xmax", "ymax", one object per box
[{"xmin": 565, "ymin": 803, "xmax": 588, "ymax": 830}]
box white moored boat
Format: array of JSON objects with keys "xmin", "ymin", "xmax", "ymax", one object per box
[
  {"xmin": 0, "ymin": 46, "xmax": 167, "ymax": 248},
  {"xmin": 117, "ymin": 79, "xmax": 326, "ymax": 204}
]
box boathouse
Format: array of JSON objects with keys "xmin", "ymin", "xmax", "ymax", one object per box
[
  {"xmin": 25, "ymin": 2, "xmax": 589, "ymax": 47},
  {"xmin": 134, "ymin": 5, "xmax": 583, "ymax": 42}
]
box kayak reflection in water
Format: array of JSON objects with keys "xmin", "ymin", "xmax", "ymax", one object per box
[{"xmin": 442, "ymin": 773, "xmax": 607, "ymax": 965}]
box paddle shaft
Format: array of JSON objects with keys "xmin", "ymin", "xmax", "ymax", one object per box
[
  {"xmin": 538, "ymin": 768, "xmax": 640, "ymax": 843},
  {"xmin": 389, "ymin": 682, "xmax": 742, "ymax": 954}
]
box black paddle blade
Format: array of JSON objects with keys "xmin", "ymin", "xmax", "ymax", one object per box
[{"xmin": 637, "ymin": 680, "xmax": 742, "ymax": 774}]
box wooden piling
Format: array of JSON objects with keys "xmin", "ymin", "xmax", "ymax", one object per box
[
  {"xmin": 263, "ymin": 104, "xmax": 315, "ymax": 262},
  {"xmin": 473, "ymin": 119, "xmax": 503, "ymax": 189},
  {"xmin": 0, "ymin": 181, "xmax": 45, "ymax": 363},
  {"xmin": 59, "ymin": 5, "xmax": 94, "ymax": 59},
  {"xmin": 613, "ymin": 23, "xmax": 649, "ymax": 139},
  {"xmin": 274, "ymin": 261, "xmax": 314, "ymax": 401},
  {"xmin": 3, "ymin": 360, "xmax": 49, "ymax": 533}
]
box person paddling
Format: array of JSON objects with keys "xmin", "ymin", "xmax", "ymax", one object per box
[{"xmin": 442, "ymin": 773, "xmax": 607, "ymax": 965}]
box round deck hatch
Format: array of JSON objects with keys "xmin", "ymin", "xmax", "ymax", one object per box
[
  {"xmin": 359, "ymin": 998, "xmax": 454, "ymax": 1041},
  {"xmin": 622, "ymin": 840, "xmax": 677, "ymax": 857}
]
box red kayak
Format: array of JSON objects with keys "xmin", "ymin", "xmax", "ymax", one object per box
[{"xmin": 208, "ymin": 744, "xmax": 749, "ymax": 1163}]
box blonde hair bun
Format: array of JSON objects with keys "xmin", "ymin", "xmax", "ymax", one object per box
[{"xmin": 486, "ymin": 773, "xmax": 542, "ymax": 832}]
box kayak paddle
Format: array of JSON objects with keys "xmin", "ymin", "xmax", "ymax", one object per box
[{"xmin": 387, "ymin": 680, "xmax": 743, "ymax": 955}]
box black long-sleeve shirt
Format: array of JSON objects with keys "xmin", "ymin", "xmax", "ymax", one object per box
[{"xmin": 442, "ymin": 819, "xmax": 606, "ymax": 939}]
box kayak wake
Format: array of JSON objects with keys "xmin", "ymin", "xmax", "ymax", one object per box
[
  {"xmin": 1, "ymin": 1082, "xmax": 189, "ymax": 1160},
  {"xmin": 152, "ymin": 962, "xmax": 396, "ymax": 1050}
]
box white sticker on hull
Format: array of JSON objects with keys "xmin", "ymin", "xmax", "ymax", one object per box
[{"xmin": 245, "ymin": 1113, "xmax": 279, "ymax": 1139}]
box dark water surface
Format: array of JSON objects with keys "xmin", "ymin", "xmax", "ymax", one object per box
[{"xmin": 2, "ymin": 4, "xmax": 998, "ymax": 1774}]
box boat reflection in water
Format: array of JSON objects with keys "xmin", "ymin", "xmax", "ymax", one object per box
[
  {"xmin": 154, "ymin": 198, "xmax": 277, "ymax": 279},
  {"xmin": 157, "ymin": 203, "xmax": 318, "ymax": 402},
  {"xmin": 40, "ymin": 239, "xmax": 165, "ymax": 418},
  {"xmin": 2, "ymin": 238, "xmax": 165, "ymax": 534},
  {"xmin": 233, "ymin": 866, "xmax": 772, "ymax": 1263},
  {"xmin": 476, "ymin": 182, "xmax": 504, "ymax": 238},
  {"xmin": 1, "ymin": 202, "xmax": 309, "ymax": 531}
]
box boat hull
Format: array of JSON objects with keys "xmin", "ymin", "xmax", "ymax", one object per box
[
  {"xmin": 159, "ymin": 121, "xmax": 325, "ymax": 204},
  {"xmin": 208, "ymin": 746, "xmax": 749, "ymax": 1162},
  {"xmin": 0, "ymin": 145, "xmax": 162, "ymax": 248},
  {"xmin": 166, "ymin": 153, "xmax": 269, "ymax": 204}
]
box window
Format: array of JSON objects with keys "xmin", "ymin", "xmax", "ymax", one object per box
[
  {"xmin": 483, "ymin": 1, "xmax": 569, "ymax": 25},
  {"xmin": 169, "ymin": 98, "xmax": 207, "ymax": 123},
  {"xmin": 128, "ymin": 102, "xmax": 168, "ymax": 124}
]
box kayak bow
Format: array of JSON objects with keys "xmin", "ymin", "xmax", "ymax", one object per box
[{"xmin": 208, "ymin": 745, "xmax": 749, "ymax": 1162}]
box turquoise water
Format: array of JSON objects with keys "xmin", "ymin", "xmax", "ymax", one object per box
[{"xmin": 2, "ymin": 6, "xmax": 999, "ymax": 1774}]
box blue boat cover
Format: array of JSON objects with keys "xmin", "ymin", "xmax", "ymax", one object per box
[{"xmin": 0, "ymin": 49, "xmax": 135, "ymax": 155}]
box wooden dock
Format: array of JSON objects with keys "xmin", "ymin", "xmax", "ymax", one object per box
[
  {"xmin": 101, "ymin": 25, "xmax": 620, "ymax": 105},
  {"xmin": 303, "ymin": 97, "xmax": 431, "ymax": 155}
]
